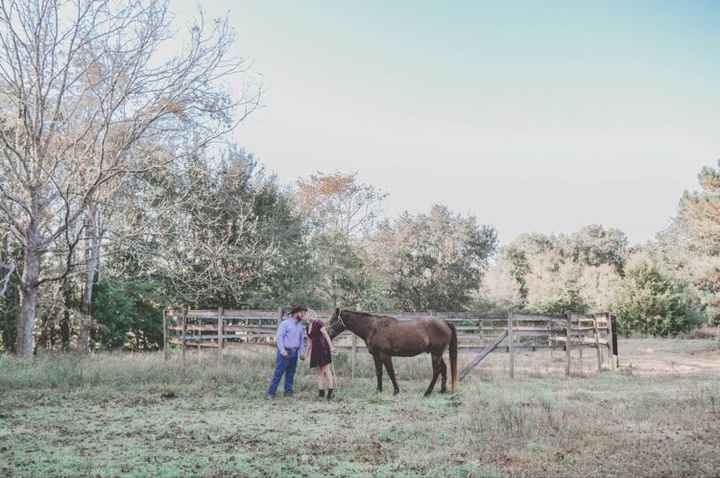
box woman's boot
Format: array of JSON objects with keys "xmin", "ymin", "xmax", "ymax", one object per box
[
  {"xmin": 318, "ymin": 389, "xmax": 325, "ymax": 398},
  {"xmin": 326, "ymin": 389, "xmax": 334, "ymax": 400}
]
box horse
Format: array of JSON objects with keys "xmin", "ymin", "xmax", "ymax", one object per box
[{"xmin": 327, "ymin": 309, "xmax": 458, "ymax": 396}]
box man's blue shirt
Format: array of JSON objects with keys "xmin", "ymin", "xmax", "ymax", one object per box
[{"xmin": 276, "ymin": 317, "xmax": 304, "ymax": 355}]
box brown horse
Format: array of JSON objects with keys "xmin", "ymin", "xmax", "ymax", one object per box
[{"xmin": 327, "ymin": 309, "xmax": 458, "ymax": 396}]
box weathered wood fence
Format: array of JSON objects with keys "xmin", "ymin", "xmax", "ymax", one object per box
[{"xmin": 163, "ymin": 308, "xmax": 619, "ymax": 378}]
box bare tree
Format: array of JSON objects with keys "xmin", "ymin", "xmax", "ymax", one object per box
[
  {"xmin": 296, "ymin": 171, "xmax": 387, "ymax": 239},
  {"xmin": 0, "ymin": 0, "xmax": 260, "ymax": 357}
]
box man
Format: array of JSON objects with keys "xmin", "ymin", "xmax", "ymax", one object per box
[{"xmin": 266, "ymin": 306, "xmax": 306, "ymax": 398}]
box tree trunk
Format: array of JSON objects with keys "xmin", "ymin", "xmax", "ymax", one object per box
[
  {"xmin": 79, "ymin": 204, "xmax": 100, "ymax": 353},
  {"xmin": 61, "ymin": 277, "xmax": 72, "ymax": 351},
  {"xmin": 16, "ymin": 244, "xmax": 41, "ymax": 358}
]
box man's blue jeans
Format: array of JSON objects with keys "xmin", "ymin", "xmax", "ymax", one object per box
[{"xmin": 267, "ymin": 348, "xmax": 299, "ymax": 396}]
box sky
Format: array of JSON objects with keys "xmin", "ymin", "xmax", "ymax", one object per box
[{"xmin": 171, "ymin": 1, "xmax": 720, "ymax": 245}]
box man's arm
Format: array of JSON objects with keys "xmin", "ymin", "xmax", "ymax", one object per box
[{"xmin": 276, "ymin": 320, "xmax": 287, "ymax": 355}]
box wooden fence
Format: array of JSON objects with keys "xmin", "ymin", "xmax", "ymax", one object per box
[{"xmin": 163, "ymin": 308, "xmax": 619, "ymax": 378}]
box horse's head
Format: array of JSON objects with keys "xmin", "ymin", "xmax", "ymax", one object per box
[{"xmin": 327, "ymin": 308, "xmax": 346, "ymax": 339}]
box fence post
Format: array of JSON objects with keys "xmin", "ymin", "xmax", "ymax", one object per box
[
  {"xmin": 593, "ymin": 316, "xmax": 602, "ymax": 371},
  {"xmin": 218, "ymin": 307, "xmax": 224, "ymax": 362},
  {"xmin": 565, "ymin": 313, "xmax": 572, "ymax": 377},
  {"xmin": 605, "ymin": 313, "xmax": 615, "ymax": 370},
  {"xmin": 181, "ymin": 305, "xmax": 188, "ymax": 362},
  {"xmin": 163, "ymin": 308, "xmax": 169, "ymax": 361},
  {"xmin": 508, "ymin": 312, "xmax": 514, "ymax": 379},
  {"xmin": 609, "ymin": 313, "xmax": 619, "ymax": 368}
]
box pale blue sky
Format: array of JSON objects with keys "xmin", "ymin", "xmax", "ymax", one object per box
[{"xmin": 171, "ymin": 1, "xmax": 720, "ymax": 244}]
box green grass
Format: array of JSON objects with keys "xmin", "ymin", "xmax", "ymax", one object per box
[{"xmin": 1, "ymin": 340, "xmax": 719, "ymax": 477}]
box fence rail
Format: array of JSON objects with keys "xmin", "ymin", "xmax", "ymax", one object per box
[{"xmin": 163, "ymin": 308, "xmax": 619, "ymax": 377}]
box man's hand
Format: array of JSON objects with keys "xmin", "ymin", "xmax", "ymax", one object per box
[{"xmin": 281, "ymin": 350, "xmax": 288, "ymax": 358}]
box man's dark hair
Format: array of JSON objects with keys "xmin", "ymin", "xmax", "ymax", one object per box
[{"xmin": 289, "ymin": 306, "xmax": 308, "ymax": 315}]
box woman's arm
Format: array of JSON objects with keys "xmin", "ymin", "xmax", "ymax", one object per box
[{"xmin": 321, "ymin": 326, "xmax": 334, "ymax": 354}]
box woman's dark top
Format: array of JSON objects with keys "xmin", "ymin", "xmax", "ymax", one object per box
[{"xmin": 308, "ymin": 319, "xmax": 332, "ymax": 368}]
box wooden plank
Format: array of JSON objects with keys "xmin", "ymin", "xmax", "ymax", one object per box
[
  {"xmin": 168, "ymin": 325, "xmax": 277, "ymax": 334},
  {"xmin": 458, "ymin": 329, "xmax": 508, "ymax": 381},
  {"xmin": 169, "ymin": 339, "xmax": 219, "ymax": 348},
  {"xmin": 513, "ymin": 313, "xmax": 566, "ymax": 321}
]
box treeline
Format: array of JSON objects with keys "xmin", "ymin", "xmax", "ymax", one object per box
[
  {"xmin": 1, "ymin": 1, "xmax": 718, "ymax": 356},
  {"xmin": 482, "ymin": 165, "xmax": 720, "ymax": 336},
  {"xmin": 0, "ymin": 147, "xmax": 499, "ymax": 352},
  {"xmin": 3, "ymin": 150, "xmax": 719, "ymax": 353}
]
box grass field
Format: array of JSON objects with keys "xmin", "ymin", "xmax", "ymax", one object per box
[{"xmin": 1, "ymin": 338, "xmax": 719, "ymax": 478}]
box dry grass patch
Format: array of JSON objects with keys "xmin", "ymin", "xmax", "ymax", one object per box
[{"xmin": 1, "ymin": 339, "xmax": 719, "ymax": 477}]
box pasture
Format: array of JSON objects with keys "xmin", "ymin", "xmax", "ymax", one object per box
[{"xmin": 1, "ymin": 338, "xmax": 719, "ymax": 478}]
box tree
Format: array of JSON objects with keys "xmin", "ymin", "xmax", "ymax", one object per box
[
  {"xmin": 93, "ymin": 278, "xmax": 163, "ymax": 351},
  {"xmin": 613, "ymin": 260, "xmax": 702, "ymax": 336},
  {"xmin": 678, "ymin": 163, "xmax": 720, "ymax": 255},
  {"xmin": 487, "ymin": 228, "xmax": 626, "ymax": 315},
  {"xmin": 295, "ymin": 172, "xmax": 387, "ymax": 307},
  {"xmin": 296, "ymin": 172, "xmax": 386, "ymax": 239},
  {"xmin": 0, "ymin": 0, "xmax": 259, "ymax": 357},
  {"xmin": 102, "ymin": 144, "xmax": 309, "ymax": 310},
  {"xmin": 370, "ymin": 205, "xmax": 498, "ymax": 311},
  {"xmin": 564, "ymin": 225, "xmax": 629, "ymax": 274}
]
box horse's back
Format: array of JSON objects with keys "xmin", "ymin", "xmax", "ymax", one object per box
[{"xmin": 372, "ymin": 318, "xmax": 452, "ymax": 356}]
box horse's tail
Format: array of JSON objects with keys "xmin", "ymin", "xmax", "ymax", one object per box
[{"xmin": 447, "ymin": 321, "xmax": 458, "ymax": 393}]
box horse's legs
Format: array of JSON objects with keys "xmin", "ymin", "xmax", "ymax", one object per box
[
  {"xmin": 424, "ymin": 354, "xmax": 441, "ymax": 397},
  {"xmin": 372, "ymin": 354, "xmax": 384, "ymax": 393},
  {"xmin": 439, "ymin": 357, "xmax": 448, "ymax": 394},
  {"xmin": 382, "ymin": 356, "xmax": 400, "ymax": 395}
]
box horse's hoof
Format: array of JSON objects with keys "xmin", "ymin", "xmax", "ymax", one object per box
[
  {"xmin": 440, "ymin": 389, "xmax": 447, "ymax": 394},
  {"xmin": 393, "ymin": 390, "xmax": 400, "ymax": 396},
  {"xmin": 423, "ymin": 392, "xmax": 431, "ymax": 398}
]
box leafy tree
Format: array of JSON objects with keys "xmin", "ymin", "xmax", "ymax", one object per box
[
  {"xmin": 613, "ymin": 260, "xmax": 702, "ymax": 336},
  {"xmin": 107, "ymin": 145, "xmax": 308, "ymax": 310},
  {"xmin": 564, "ymin": 225, "xmax": 629, "ymax": 273},
  {"xmin": 294, "ymin": 172, "xmax": 387, "ymax": 308},
  {"xmin": 370, "ymin": 205, "xmax": 497, "ymax": 311},
  {"xmin": 673, "ymin": 162, "xmax": 720, "ymax": 325},
  {"xmin": 679, "ymin": 163, "xmax": 720, "ymax": 254},
  {"xmin": 485, "ymin": 227, "xmax": 626, "ymax": 315},
  {"xmin": 296, "ymin": 172, "xmax": 387, "ymax": 239},
  {"xmin": 0, "ymin": 0, "xmax": 258, "ymax": 357},
  {"xmin": 93, "ymin": 279, "xmax": 164, "ymax": 351},
  {"xmin": 310, "ymin": 233, "xmax": 366, "ymax": 307}
]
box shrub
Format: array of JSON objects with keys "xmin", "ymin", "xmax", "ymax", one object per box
[{"xmin": 613, "ymin": 262, "xmax": 703, "ymax": 336}]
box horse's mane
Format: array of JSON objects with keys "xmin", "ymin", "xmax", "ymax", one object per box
[{"xmin": 343, "ymin": 309, "xmax": 397, "ymax": 321}]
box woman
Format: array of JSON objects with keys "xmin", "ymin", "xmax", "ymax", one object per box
[{"xmin": 305, "ymin": 314, "xmax": 336, "ymax": 399}]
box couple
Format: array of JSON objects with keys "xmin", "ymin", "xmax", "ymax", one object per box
[{"xmin": 266, "ymin": 306, "xmax": 336, "ymax": 399}]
